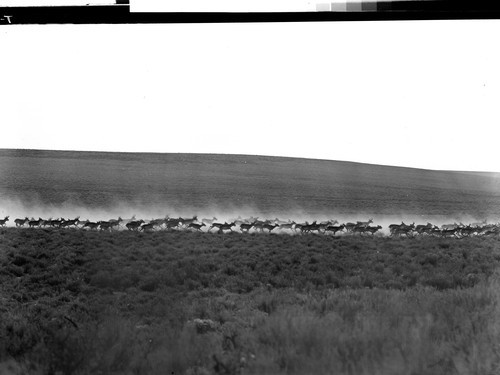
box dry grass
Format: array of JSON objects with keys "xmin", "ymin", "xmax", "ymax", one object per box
[{"xmin": 1, "ymin": 228, "xmax": 500, "ymax": 374}]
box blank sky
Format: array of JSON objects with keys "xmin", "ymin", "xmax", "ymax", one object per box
[{"xmin": 1, "ymin": 21, "xmax": 499, "ymax": 172}]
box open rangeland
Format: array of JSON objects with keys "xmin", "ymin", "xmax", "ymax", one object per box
[{"xmin": 1, "ymin": 228, "xmax": 500, "ymax": 374}]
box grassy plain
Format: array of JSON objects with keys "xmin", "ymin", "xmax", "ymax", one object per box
[{"xmin": 1, "ymin": 229, "xmax": 500, "ymax": 374}]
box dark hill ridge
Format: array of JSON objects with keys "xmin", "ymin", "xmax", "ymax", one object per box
[{"xmin": 0, "ymin": 149, "xmax": 499, "ymax": 222}]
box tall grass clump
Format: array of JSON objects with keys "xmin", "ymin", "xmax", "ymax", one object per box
[{"xmin": 243, "ymin": 273, "xmax": 500, "ymax": 375}]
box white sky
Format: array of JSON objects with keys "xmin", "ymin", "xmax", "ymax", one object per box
[{"xmin": 1, "ymin": 21, "xmax": 499, "ymax": 172}]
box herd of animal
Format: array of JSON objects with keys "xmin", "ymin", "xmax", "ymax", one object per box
[{"xmin": 0, "ymin": 215, "xmax": 499, "ymax": 238}]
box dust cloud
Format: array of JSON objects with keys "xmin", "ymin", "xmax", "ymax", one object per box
[{"xmin": 0, "ymin": 196, "xmax": 496, "ymax": 232}]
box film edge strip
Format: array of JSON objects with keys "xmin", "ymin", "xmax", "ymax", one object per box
[{"xmin": 2, "ymin": 0, "xmax": 500, "ymax": 24}]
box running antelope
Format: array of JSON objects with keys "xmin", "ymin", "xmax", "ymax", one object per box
[
  {"xmin": 364, "ymin": 225, "xmax": 382, "ymax": 235},
  {"xmin": 98, "ymin": 221, "xmax": 115, "ymax": 231},
  {"xmin": 180, "ymin": 216, "xmax": 198, "ymax": 227},
  {"xmin": 28, "ymin": 218, "xmax": 43, "ymax": 228},
  {"xmin": 390, "ymin": 226, "xmax": 413, "ymax": 237},
  {"xmin": 47, "ymin": 218, "xmax": 63, "ymax": 228},
  {"xmin": 325, "ymin": 224, "xmax": 345, "ymax": 235},
  {"xmin": 61, "ymin": 217, "xmax": 80, "ymax": 228},
  {"xmin": 209, "ymin": 222, "xmax": 225, "ymax": 232},
  {"xmin": 294, "ymin": 222, "xmax": 309, "ymax": 233},
  {"xmin": 188, "ymin": 222, "xmax": 206, "ymax": 232},
  {"xmin": 356, "ymin": 219, "xmax": 373, "ymax": 228},
  {"xmin": 415, "ymin": 223, "xmax": 433, "ymax": 234},
  {"xmin": 388, "ymin": 222, "xmax": 405, "ymax": 231},
  {"xmin": 352, "ymin": 226, "xmax": 368, "ymax": 235},
  {"xmin": 344, "ymin": 222, "xmax": 357, "ymax": 232},
  {"xmin": 240, "ymin": 223, "xmax": 254, "ymax": 233},
  {"xmin": 318, "ymin": 220, "xmax": 338, "ymax": 232},
  {"xmin": 165, "ymin": 220, "xmax": 180, "ymax": 230},
  {"xmin": 108, "ymin": 217, "xmax": 123, "ymax": 227},
  {"xmin": 0, "ymin": 216, "xmax": 9, "ymax": 227},
  {"xmin": 82, "ymin": 221, "xmax": 100, "ymax": 230},
  {"xmin": 141, "ymin": 222, "xmax": 156, "ymax": 232},
  {"xmin": 217, "ymin": 222, "xmax": 235, "ymax": 233},
  {"xmin": 252, "ymin": 222, "xmax": 266, "ymax": 232},
  {"xmin": 419, "ymin": 225, "xmax": 439, "ymax": 235},
  {"xmin": 300, "ymin": 221, "xmax": 320, "ymax": 234},
  {"xmin": 262, "ymin": 223, "xmax": 278, "ymax": 232},
  {"xmin": 126, "ymin": 220, "xmax": 145, "ymax": 231},
  {"xmin": 14, "ymin": 217, "xmax": 29, "ymax": 227},
  {"xmin": 166, "ymin": 218, "xmax": 183, "ymax": 227}
]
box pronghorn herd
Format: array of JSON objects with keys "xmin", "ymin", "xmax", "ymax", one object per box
[{"xmin": 1, "ymin": 214, "xmax": 499, "ymax": 238}]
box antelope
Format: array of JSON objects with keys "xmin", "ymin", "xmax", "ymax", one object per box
[
  {"xmin": 415, "ymin": 223, "xmax": 433, "ymax": 234},
  {"xmin": 389, "ymin": 221, "xmax": 414, "ymax": 230},
  {"xmin": 420, "ymin": 225, "xmax": 439, "ymax": 235},
  {"xmin": 390, "ymin": 222, "xmax": 414, "ymax": 233},
  {"xmin": 391, "ymin": 226, "xmax": 413, "ymax": 237},
  {"xmin": 126, "ymin": 220, "xmax": 145, "ymax": 231},
  {"xmin": 180, "ymin": 216, "xmax": 198, "ymax": 227},
  {"xmin": 188, "ymin": 222, "xmax": 206, "ymax": 232},
  {"xmin": 356, "ymin": 218, "xmax": 373, "ymax": 228},
  {"xmin": 293, "ymin": 222, "xmax": 307, "ymax": 233},
  {"xmin": 61, "ymin": 217, "xmax": 80, "ymax": 228},
  {"xmin": 209, "ymin": 222, "xmax": 225, "ymax": 232},
  {"xmin": 165, "ymin": 220, "xmax": 180, "ymax": 230},
  {"xmin": 318, "ymin": 221, "xmax": 335, "ymax": 232},
  {"xmin": 307, "ymin": 222, "xmax": 322, "ymax": 233},
  {"xmin": 166, "ymin": 218, "xmax": 182, "ymax": 227},
  {"xmin": 262, "ymin": 223, "xmax": 278, "ymax": 232},
  {"xmin": 82, "ymin": 221, "xmax": 99, "ymax": 230},
  {"xmin": 217, "ymin": 222, "xmax": 235, "ymax": 233},
  {"xmin": 240, "ymin": 223, "xmax": 254, "ymax": 233},
  {"xmin": 141, "ymin": 222, "xmax": 156, "ymax": 232},
  {"xmin": 108, "ymin": 217, "xmax": 123, "ymax": 227},
  {"xmin": 364, "ymin": 225, "xmax": 382, "ymax": 235},
  {"xmin": 98, "ymin": 221, "xmax": 115, "ymax": 231},
  {"xmin": 252, "ymin": 222, "xmax": 266, "ymax": 232},
  {"xmin": 28, "ymin": 218, "xmax": 43, "ymax": 228},
  {"xmin": 0, "ymin": 216, "xmax": 9, "ymax": 227},
  {"xmin": 47, "ymin": 218, "xmax": 63, "ymax": 228},
  {"xmin": 14, "ymin": 217, "xmax": 29, "ymax": 227},
  {"xmin": 344, "ymin": 222, "xmax": 357, "ymax": 233},
  {"xmin": 149, "ymin": 218, "xmax": 164, "ymax": 226},
  {"xmin": 325, "ymin": 224, "xmax": 345, "ymax": 235},
  {"xmin": 352, "ymin": 226, "xmax": 368, "ymax": 235},
  {"xmin": 300, "ymin": 221, "xmax": 320, "ymax": 234},
  {"xmin": 252, "ymin": 220, "xmax": 268, "ymax": 227},
  {"xmin": 109, "ymin": 220, "xmax": 123, "ymax": 230}
]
